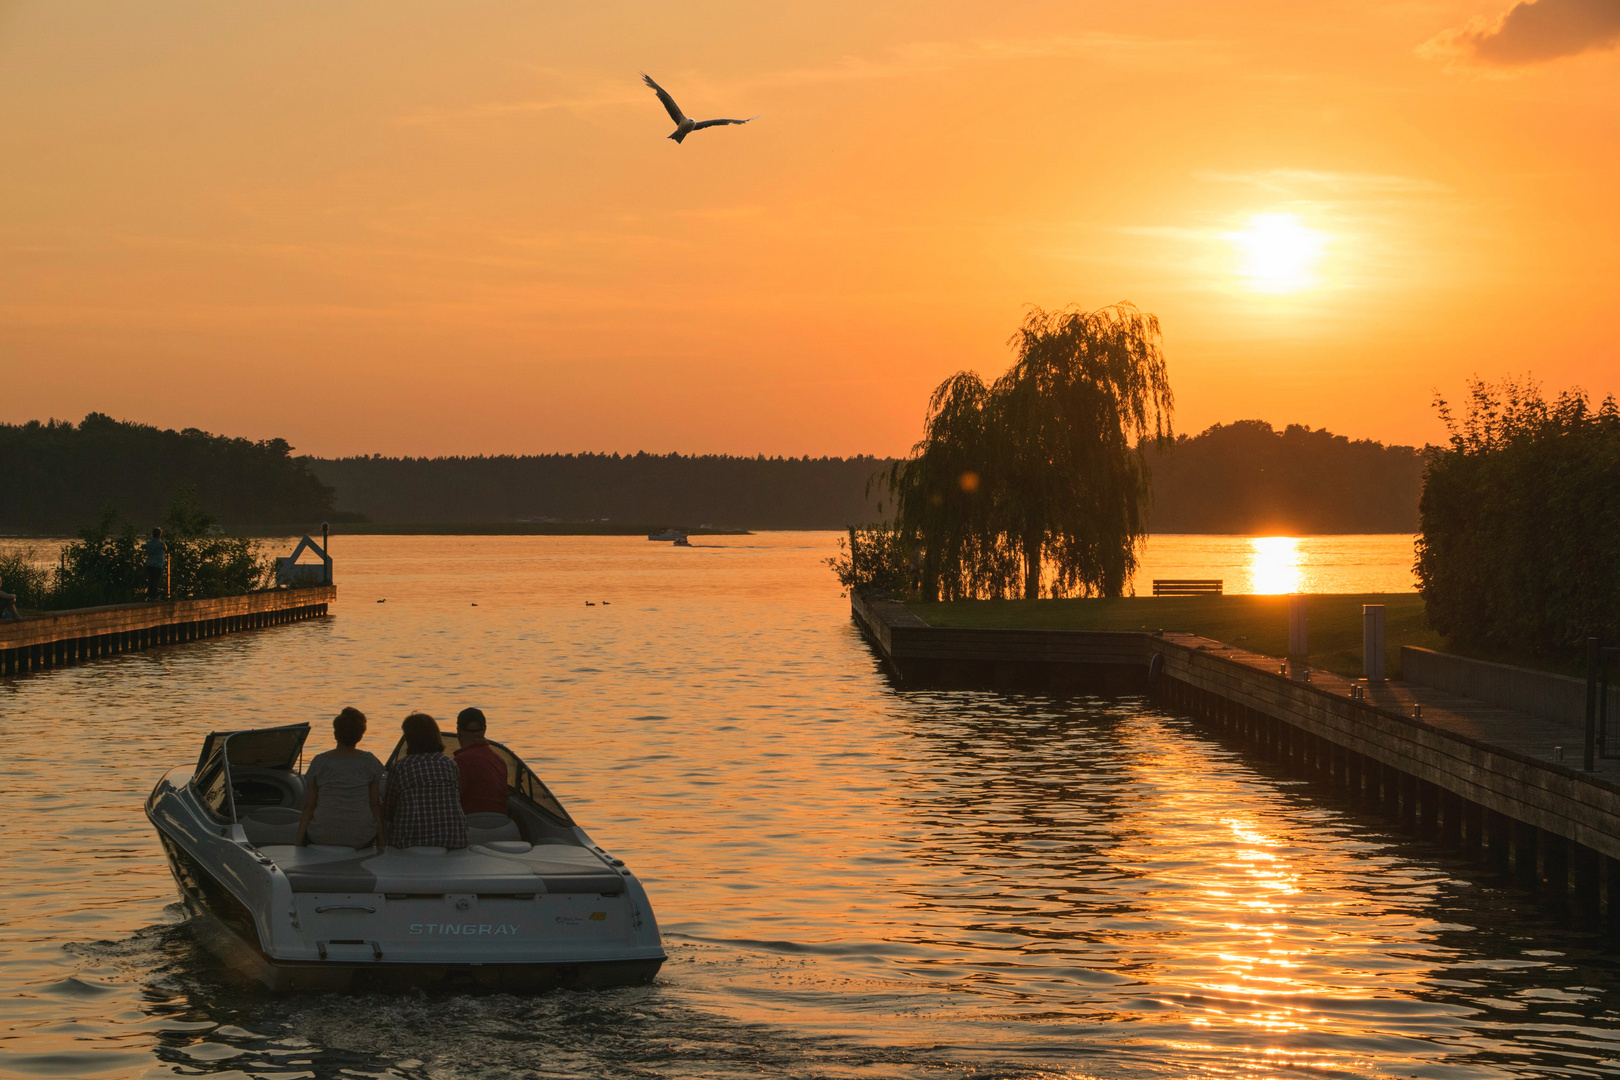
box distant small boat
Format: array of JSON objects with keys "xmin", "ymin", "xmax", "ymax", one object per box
[
  {"xmin": 647, "ymin": 529, "xmax": 686, "ymax": 542},
  {"xmin": 672, "ymin": 536, "xmax": 692, "ymax": 547}
]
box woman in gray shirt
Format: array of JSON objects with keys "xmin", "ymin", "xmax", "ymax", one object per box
[{"xmin": 296, "ymin": 707, "xmax": 386, "ymax": 848}]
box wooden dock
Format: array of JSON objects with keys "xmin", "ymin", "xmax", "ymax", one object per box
[
  {"xmin": 852, "ymin": 589, "xmax": 1620, "ymax": 930},
  {"xmin": 0, "ymin": 586, "xmax": 335, "ymax": 676}
]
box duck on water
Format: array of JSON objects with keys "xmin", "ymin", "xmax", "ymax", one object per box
[{"xmin": 145, "ymin": 714, "xmax": 665, "ymax": 992}]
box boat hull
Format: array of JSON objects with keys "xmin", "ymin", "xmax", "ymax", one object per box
[
  {"xmin": 149, "ymin": 768, "xmax": 666, "ymax": 993},
  {"xmin": 168, "ymin": 877, "xmax": 665, "ymax": 992}
]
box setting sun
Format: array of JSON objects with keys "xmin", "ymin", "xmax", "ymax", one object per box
[{"xmin": 1231, "ymin": 214, "xmax": 1328, "ymax": 294}]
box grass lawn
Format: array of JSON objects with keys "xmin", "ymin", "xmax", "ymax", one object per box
[{"xmin": 909, "ymin": 593, "xmax": 1440, "ymax": 679}]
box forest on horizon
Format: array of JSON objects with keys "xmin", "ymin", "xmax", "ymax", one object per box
[{"xmin": 1, "ymin": 415, "xmax": 1425, "ymax": 535}]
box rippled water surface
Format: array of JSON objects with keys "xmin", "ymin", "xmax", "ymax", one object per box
[{"xmin": 2, "ymin": 533, "xmax": 1615, "ymax": 1080}]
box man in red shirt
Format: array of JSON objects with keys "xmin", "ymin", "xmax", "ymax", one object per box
[{"xmin": 454, "ymin": 708, "xmax": 510, "ymax": 816}]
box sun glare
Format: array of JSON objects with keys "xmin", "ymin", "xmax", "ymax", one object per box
[
  {"xmin": 1250, "ymin": 536, "xmax": 1302, "ymax": 594},
  {"xmin": 1230, "ymin": 214, "xmax": 1327, "ymax": 294}
]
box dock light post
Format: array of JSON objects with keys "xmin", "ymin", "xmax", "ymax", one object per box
[
  {"xmin": 1363, "ymin": 604, "xmax": 1386, "ymax": 683},
  {"xmin": 1288, "ymin": 595, "xmax": 1308, "ymax": 665},
  {"xmin": 1586, "ymin": 637, "xmax": 1599, "ymax": 772}
]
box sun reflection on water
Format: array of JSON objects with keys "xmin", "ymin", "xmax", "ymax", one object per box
[{"xmin": 1249, "ymin": 536, "xmax": 1303, "ymax": 594}]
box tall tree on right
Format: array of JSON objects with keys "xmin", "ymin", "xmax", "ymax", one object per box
[{"xmin": 1417, "ymin": 378, "xmax": 1620, "ymax": 655}]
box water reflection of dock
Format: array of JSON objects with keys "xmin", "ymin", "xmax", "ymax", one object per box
[
  {"xmin": 852, "ymin": 589, "xmax": 1620, "ymax": 930},
  {"xmin": 0, "ymin": 586, "xmax": 335, "ymax": 676}
]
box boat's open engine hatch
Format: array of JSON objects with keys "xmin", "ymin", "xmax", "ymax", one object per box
[{"xmin": 192, "ymin": 723, "xmax": 312, "ymax": 824}]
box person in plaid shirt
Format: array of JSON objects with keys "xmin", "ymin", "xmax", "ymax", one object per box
[{"xmin": 384, "ymin": 713, "xmax": 468, "ymax": 849}]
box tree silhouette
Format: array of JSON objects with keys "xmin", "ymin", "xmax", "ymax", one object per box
[
  {"xmin": 883, "ymin": 303, "xmax": 1174, "ymax": 600},
  {"xmin": 994, "ymin": 304, "xmax": 1173, "ymax": 598},
  {"xmin": 1417, "ymin": 377, "xmax": 1620, "ymax": 655}
]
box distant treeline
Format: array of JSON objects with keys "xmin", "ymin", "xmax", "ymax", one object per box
[
  {"xmin": 1144, "ymin": 421, "xmax": 1426, "ymax": 534},
  {"xmin": 309, "ymin": 454, "xmax": 892, "ymax": 530},
  {"xmin": 315, "ymin": 422, "xmax": 1424, "ymax": 533},
  {"xmin": 2, "ymin": 414, "xmax": 1427, "ymax": 535},
  {"xmin": 0, "ymin": 415, "xmax": 335, "ymax": 532}
]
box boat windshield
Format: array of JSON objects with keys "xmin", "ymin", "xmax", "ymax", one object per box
[
  {"xmin": 192, "ymin": 723, "xmax": 312, "ymax": 822},
  {"xmin": 386, "ymin": 733, "xmax": 574, "ymax": 825}
]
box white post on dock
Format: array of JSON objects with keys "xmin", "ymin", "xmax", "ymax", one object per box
[
  {"xmin": 1288, "ymin": 595, "xmax": 1308, "ymax": 660},
  {"xmin": 1363, "ymin": 604, "xmax": 1386, "ymax": 683}
]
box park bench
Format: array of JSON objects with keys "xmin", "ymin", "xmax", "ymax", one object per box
[{"xmin": 1152, "ymin": 579, "xmax": 1223, "ymax": 596}]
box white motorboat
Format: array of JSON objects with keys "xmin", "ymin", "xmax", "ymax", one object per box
[{"xmin": 146, "ymin": 723, "xmax": 665, "ymax": 992}]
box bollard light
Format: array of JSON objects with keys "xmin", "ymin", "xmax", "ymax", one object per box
[
  {"xmin": 1363, "ymin": 605, "xmax": 1386, "ymax": 683},
  {"xmin": 1288, "ymin": 594, "xmax": 1308, "ymax": 661}
]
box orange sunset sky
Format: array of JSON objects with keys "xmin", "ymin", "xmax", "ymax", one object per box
[{"xmin": 2, "ymin": 1, "xmax": 1617, "ymax": 458}]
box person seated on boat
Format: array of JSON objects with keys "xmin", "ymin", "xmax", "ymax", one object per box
[
  {"xmin": 295, "ymin": 706, "xmax": 385, "ymax": 848},
  {"xmin": 384, "ymin": 712, "xmax": 468, "ymax": 849},
  {"xmin": 454, "ymin": 707, "xmax": 509, "ymax": 816}
]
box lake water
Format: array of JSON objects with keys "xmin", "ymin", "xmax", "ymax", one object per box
[{"xmin": 3, "ymin": 532, "xmax": 1617, "ymax": 1080}]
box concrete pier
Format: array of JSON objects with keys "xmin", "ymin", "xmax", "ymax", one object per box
[
  {"xmin": 852, "ymin": 589, "xmax": 1620, "ymax": 931},
  {"xmin": 0, "ymin": 586, "xmax": 335, "ymax": 676}
]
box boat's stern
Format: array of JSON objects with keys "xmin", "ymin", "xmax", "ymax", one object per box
[{"xmin": 251, "ymin": 842, "xmax": 665, "ymax": 991}]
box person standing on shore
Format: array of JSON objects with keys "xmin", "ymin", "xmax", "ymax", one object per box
[{"xmin": 144, "ymin": 528, "xmax": 167, "ymax": 601}]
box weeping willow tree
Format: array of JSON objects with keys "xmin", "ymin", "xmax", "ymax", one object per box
[
  {"xmin": 994, "ymin": 304, "xmax": 1174, "ymax": 598},
  {"xmin": 882, "ymin": 303, "xmax": 1173, "ymax": 601},
  {"xmin": 878, "ymin": 373, "xmax": 1014, "ymax": 601}
]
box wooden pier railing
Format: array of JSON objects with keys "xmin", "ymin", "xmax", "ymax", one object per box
[{"xmin": 0, "ymin": 586, "xmax": 335, "ymax": 676}]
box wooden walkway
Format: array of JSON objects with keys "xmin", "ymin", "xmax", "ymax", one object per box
[
  {"xmin": 851, "ymin": 590, "xmax": 1620, "ymax": 929},
  {"xmin": 0, "ymin": 586, "xmax": 335, "ymax": 676},
  {"xmin": 1171, "ymin": 632, "xmax": 1620, "ymax": 784}
]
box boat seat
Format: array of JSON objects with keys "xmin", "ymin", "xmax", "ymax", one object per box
[
  {"xmin": 241, "ymin": 806, "xmax": 302, "ymax": 846},
  {"xmin": 273, "ymin": 844, "xmax": 625, "ymax": 895},
  {"xmin": 465, "ymin": 812, "xmax": 521, "ymax": 846}
]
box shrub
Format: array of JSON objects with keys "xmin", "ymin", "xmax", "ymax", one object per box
[
  {"xmin": 162, "ymin": 489, "xmax": 274, "ymax": 600},
  {"xmin": 52, "ymin": 510, "xmax": 146, "ymax": 608},
  {"xmin": 0, "ymin": 545, "xmax": 53, "ymax": 611},
  {"xmin": 14, "ymin": 490, "xmax": 274, "ymax": 611},
  {"xmin": 824, "ymin": 524, "xmax": 914, "ymax": 597},
  {"xmin": 1416, "ymin": 379, "xmax": 1620, "ymax": 657}
]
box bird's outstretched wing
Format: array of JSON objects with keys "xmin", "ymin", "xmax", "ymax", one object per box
[
  {"xmin": 640, "ymin": 73, "xmax": 687, "ymax": 125},
  {"xmin": 691, "ymin": 115, "xmax": 760, "ymax": 130}
]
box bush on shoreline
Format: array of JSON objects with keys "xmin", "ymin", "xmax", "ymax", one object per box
[
  {"xmin": 5, "ymin": 490, "xmax": 273, "ymax": 612},
  {"xmin": 824, "ymin": 524, "xmax": 913, "ymax": 597},
  {"xmin": 1417, "ymin": 378, "xmax": 1620, "ymax": 657},
  {"xmin": 0, "ymin": 545, "xmax": 52, "ymax": 610}
]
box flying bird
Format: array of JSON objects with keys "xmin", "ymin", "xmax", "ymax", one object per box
[{"xmin": 640, "ymin": 73, "xmax": 757, "ymax": 144}]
